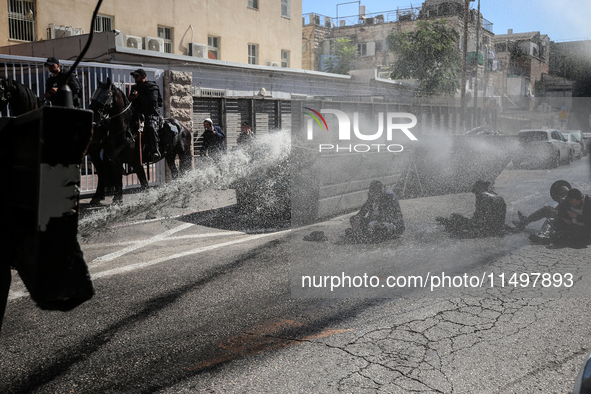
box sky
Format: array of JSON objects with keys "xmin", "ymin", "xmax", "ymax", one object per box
[{"xmin": 302, "ymin": 0, "xmax": 591, "ymax": 42}]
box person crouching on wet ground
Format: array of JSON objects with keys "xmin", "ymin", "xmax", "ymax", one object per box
[
  {"xmin": 512, "ymin": 181, "xmax": 571, "ymax": 231},
  {"xmin": 346, "ymin": 181, "xmax": 404, "ymax": 243},
  {"xmin": 436, "ymin": 180, "xmax": 507, "ymax": 237},
  {"xmin": 199, "ymin": 118, "xmax": 226, "ymax": 159},
  {"xmin": 553, "ymin": 188, "xmax": 591, "ymax": 244}
]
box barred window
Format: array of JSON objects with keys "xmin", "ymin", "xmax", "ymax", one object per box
[
  {"xmin": 157, "ymin": 26, "xmax": 173, "ymax": 54},
  {"xmin": 94, "ymin": 14, "xmax": 113, "ymax": 33},
  {"xmin": 248, "ymin": 0, "xmax": 258, "ymax": 9},
  {"xmin": 8, "ymin": 0, "xmax": 35, "ymax": 42}
]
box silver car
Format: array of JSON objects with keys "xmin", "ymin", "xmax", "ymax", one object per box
[
  {"xmin": 513, "ymin": 129, "xmax": 571, "ymax": 169},
  {"xmin": 564, "ymin": 132, "xmax": 582, "ymax": 159},
  {"xmin": 563, "ymin": 130, "xmax": 587, "ymax": 157}
]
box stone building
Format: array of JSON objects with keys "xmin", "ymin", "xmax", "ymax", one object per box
[
  {"xmin": 492, "ymin": 30, "xmax": 550, "ymax": 97},
  {"xmin": 304, "ymin": 0, "xmax": 558, "ymax": 100}
]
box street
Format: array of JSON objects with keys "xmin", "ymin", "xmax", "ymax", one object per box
[{"xmin": 1, "ymin": 158, "xmax": 591, "ymax": 393}]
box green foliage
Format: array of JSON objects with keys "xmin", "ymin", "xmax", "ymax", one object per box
[
  {"xmin": 387, "ymin": 19, "xmax": 461, "ymax": 96},
  {"xmin": 323, "ymin": 38, "xmax": 357, "ymax": 75}
]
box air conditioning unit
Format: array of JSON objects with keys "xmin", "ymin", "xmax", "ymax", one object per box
[
  {"xmin": 114, "ymin": 29, "xmax": 124, "ymax": 48},
  {"xmin": 144, "ymin": 36, "xmax": 165, "ymax": 53},
  {"xmin": 50, "ymin": 25, "xmax": 84, "ymax": 39},
  {"xmin": 267, "ymin": 61, "xmax": 280, "ymax": 67},
  {"xmin": 189, "ymin": 42, "xmax": 207, "ymax": 58},
  {"xmin": 125, "ymin": 35, "xmax": 143, "ymax": 49}
]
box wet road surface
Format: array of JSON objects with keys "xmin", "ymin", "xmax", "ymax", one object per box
[{"xmin": 1, "ymin": 159, "xmax": 591, "ymax": 393}]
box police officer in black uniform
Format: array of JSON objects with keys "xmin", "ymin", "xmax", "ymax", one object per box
[
  {"xmin": 129, "ymin": 68, "xmax": 162, "ymax": 162},
  {"xmin": 44, "ymin": 57, "xmax": 82, "ymax": 108}
]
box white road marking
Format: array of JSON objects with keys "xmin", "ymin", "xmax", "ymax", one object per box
[
  {"xmin": 91, "ymin": 229, "xmax": 290, "ymax": 279},
  {"xmin": 7, "ymin": 290, "xmax": 28, "ymax": 301},
  {"xmin": 82, "ymin": 231, "xmax": 245, "ymax": 249},
  {"xmin": 91, "ymin": 223, "xmax": 195, "ymax": 265},
  {"xmin": 8, "ymin": 229, "xmax": 291, "ymax": 301}
]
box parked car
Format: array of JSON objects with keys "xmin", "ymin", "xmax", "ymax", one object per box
[
  {"xmin": 563, "ymin": 130, "xmax": 586, "ymax": 157},
  {"xmin": 513, "ymin": 129, "xmax": 571, "ymax": 169},
  {"xmin": 564, "ymin": 132, "xmax": 583, "ymax": 159}
]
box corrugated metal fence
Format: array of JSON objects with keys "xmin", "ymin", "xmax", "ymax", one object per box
[{"xmin": 192, "ymin": 97, "xmax": 292, "ymax": 154}]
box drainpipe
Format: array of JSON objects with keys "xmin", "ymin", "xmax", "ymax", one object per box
[{"xmin": 473, "ymin": 0, "xmax": 481, "ymax": 120}]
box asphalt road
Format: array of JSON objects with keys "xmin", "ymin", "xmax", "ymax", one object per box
[{"xmin": 1, "ymin": 158, "xmax": 591, "ymax": 393}]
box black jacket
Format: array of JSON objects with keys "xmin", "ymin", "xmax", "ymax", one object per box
[
  {"xmin": 200, "ymin": 126, "xmax": 226, "ymax": 156},
  {"xmin": 557, "ymin": 194, "xmax": 591, "ymax": 233},
  {"xmin": 45, "ymin": 70, "xmax": 82, "ymax": 107},
  {"xmin": 356, "ymin": 188, "xmax": 404, "ymax": 231},
  {"xmin": 130, "ymin": 81, "xmax": 162, "ymax": 117}
]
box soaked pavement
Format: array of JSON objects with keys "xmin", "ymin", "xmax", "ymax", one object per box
[{"xmin": 2, "ymin": 156, "xmax": 591, "ymax": 393}]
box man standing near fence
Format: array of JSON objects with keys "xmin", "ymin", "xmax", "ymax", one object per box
[{"xmin": 199, "ymin": 118, "xmax": 226, "ymax": 159}]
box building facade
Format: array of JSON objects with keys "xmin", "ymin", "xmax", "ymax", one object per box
[
  {"xmin": 2, "ymin": 0, "xmax": 302, "ymax": 68},
  {"xmin": 492, "ymin": 30, "xmax": 550, "ymax": 97},
  {"xmin": 302, "ymin": 0, "xmax": 496, "ymax": 97}
]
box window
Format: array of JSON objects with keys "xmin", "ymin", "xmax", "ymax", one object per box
[
  {"xmin": 248, "ymin": 0, "xmax": 258, "ymax": 9},
  {"xmin": 358, "ymin": 43, "xmax": 367, "ymax": 57},
  {"xmin": 157, "ymin": 26, "xmax": 173, "ymax": 53},
  {"xmin": 248, "ymin": 44, "xmax": 258, "ymax": 65},
  {"xmin": 8, "ymin": 0, "xmax": 35, "ymax": 42},
  {"xmin": 94, "ymin": 14, "xmax": 113, "ymax": 33},
  {"xmin": 281, "ymin": 50, "xmax": 290, "ymax": 68},
  {"xmin": 281, "ymin": 0, "xmax": 290, "ymax": 18},
  {"xmin": 208, "ymin": 36, "xmax": 220, "ymax": 59}
]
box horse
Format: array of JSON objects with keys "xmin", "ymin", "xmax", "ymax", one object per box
[
  {"xmin": 0, "ymin": 77, "xmax": 122, "ymax": 207},
  {"xmin": 0, "ymin": 78, "xmax": 42, "ymax": 116},
  {"xmin": 89, "ymin": 77, "xmax": 193, "ymax": 204}
]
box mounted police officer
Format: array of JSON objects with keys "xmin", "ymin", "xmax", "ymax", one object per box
[
  {"xmin": 44, "ymin": 57, "xmax": 82, "ymax": 108},
  {"xmin": 129, "ymin": 68, "xmax": 163, "ymax": 162}
]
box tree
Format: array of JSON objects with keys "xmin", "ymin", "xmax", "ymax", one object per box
[
  {"xmin": 323, "ymin": 38, "xmax": 357, "ymax": 75},
  {"xmin": 386, "ymin": 19, "xmax": 461, "ymax": 96}
]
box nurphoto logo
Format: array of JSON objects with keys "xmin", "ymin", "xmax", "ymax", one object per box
[{"xmin": 303, "ymin": 108, "xmax": 418, "ymax": 152}]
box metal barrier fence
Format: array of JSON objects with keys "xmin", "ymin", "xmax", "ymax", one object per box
[{"xmin": 0, "ymin": 54, "xmax": 165, "ymax": 196}]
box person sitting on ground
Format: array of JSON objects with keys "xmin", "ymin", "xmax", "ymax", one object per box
[
  {"xmin": 553, "ymin": 188, "xmax": 591, "ymax": 244},
  {"xmin": 199, "ymin": 118, "xmax": 226, "ymax": 158},
  {"xmin": 346, "ymin": 181, "xmax": 404, "ymax": 243},
  {"xmin": 436, "ymin": 180, "xmax": 507, "ymax": 237},
  {"xmin": 512, "ymin": 181, "xmax": 571, "ymax": 231}
]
